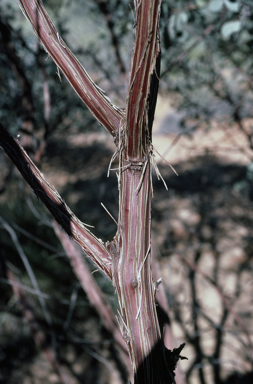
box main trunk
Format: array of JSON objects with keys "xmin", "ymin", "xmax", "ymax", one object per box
[
  {"xmin": 114, "ymin": 155, "xmax": 157, "ymax": 364},
  {"xmin": 110, "ymin": 143, "xmax": 176, "ymax": 383}
]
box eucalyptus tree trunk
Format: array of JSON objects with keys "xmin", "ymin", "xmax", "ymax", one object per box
[{"xmin": 0, "ymin": 1, "xmax": 186, "ymax": 383}]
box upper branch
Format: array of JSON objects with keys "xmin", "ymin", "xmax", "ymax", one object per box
[
  {"xmin": 0, "ymin": 123, "xmax": 112, "ymax": 279},
  {"xmin": 18, "ymin": 0, "xmax": 125, "ymax": 137},
  {"xmin": 126, "ymin": 0, "xmax": 161, "ymax": 158}
]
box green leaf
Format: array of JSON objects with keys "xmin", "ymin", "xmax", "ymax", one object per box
[
  {"xmin": 208, "ymin": 0, "xmax": 223, "ymax": 12},
  {"xmin": 224, "ymin": 0, "xmax": 240, "ymax": 13},
  {"xmin": 221, "ymin": 20, "xmax": 241, "ymax": 39}
]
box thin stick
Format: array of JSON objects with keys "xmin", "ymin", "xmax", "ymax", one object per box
[
  {"xmin": 153, "ymin": 147, "xmax": 178, "ymax": 176},
  {"xmin": 152, "ymin": 157, "xmax": 168, "ymax": 190},
  {"xmin": 135, "ymin": 159, "xmax": 149, "ymax": 194},
  {"xmin": 107, "ymin": 148, "xmax": 120, "ymax": 177},
  {"xmin": 136, "ymin": 244, "xmax": 151, "ymax": 319},
  {"xmin": 101, "ymin": 202, "xmax": 118, "ymax": 225}
]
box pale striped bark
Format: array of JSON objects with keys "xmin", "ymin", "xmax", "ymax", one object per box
[
  {"xmin": 113, "ymin": 0, "xmax": 162, "ymax": 373},
  {"xmin": 113, "ymin": 160, "xmax": 159, "ymax": 370}
]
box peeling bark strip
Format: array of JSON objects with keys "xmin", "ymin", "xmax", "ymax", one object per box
[
  {"xmin": 0, "ymin": 1, "xmax": 187, "ymax": 383},
  {"xmin": 18, "ymin": 0, "xmax": 125, "ymax": 137}
]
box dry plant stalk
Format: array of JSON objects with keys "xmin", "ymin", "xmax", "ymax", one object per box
[{"xmin": 0, "ymin": 0, "xmax": 186, "ymax": 382}]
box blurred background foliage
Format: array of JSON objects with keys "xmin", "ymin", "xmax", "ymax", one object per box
[{"xmin": 0, "ymin": 0, "xmax": 253, "ymax": 383}]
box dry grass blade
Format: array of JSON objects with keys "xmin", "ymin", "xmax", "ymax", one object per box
[{"xmin": 0, "ymin": 216, "xmax": 53, "ymax": 329}]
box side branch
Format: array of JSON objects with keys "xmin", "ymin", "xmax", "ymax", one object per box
[
  {"xmin": 18, "ymin": 0, "xmax": 125, "ymax": 137},
  {"xmin": 0, "ymin": 124, "xmax": 112, "ymax": 279}
]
